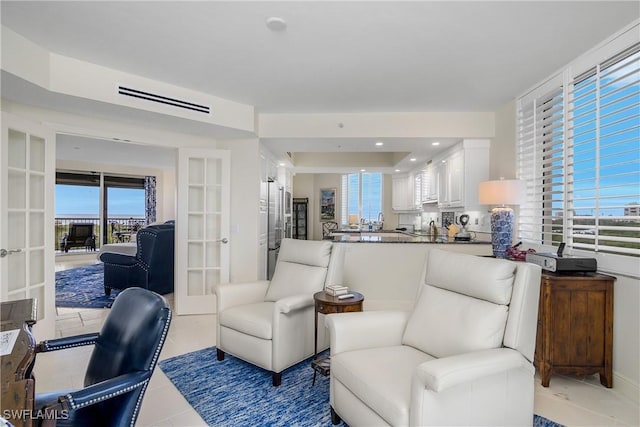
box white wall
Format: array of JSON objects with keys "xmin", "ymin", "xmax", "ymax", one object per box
[
  {"xmin": 612, "ymin": 274, "xmax": 640, "ymax": 399},
  {"xmin": 217, "ymin": 138, "xmax": 261, "ymax": 283},
  {"xmin": 491, "ymin": 100, "xmax": 517, "ymax": 180},
  {"xmin": 161, "ymin": 169, "xmax": 176, "ymax": 221}
]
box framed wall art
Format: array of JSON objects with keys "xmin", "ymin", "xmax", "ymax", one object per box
[{"xmin": 319, "ymin": 188, "xmax": 336, "ymax": 221}]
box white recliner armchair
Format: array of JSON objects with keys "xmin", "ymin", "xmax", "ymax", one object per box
[
  {"xmin": 215, "ymin": 238, "xmax": 342, "ymax": 386},
  {"xmin": 327, "ymin": 248, "xmax": 542, "ymax": 426}
]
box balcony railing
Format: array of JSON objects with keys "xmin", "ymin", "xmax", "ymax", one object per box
[{"xmin": 55, "ymin": 217, "xmax": 145, "ymax": 252}]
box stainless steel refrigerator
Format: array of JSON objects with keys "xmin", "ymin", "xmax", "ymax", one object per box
[{"xmin": 267, "ymin": 178, "xmax": 284, "ymax": 279}]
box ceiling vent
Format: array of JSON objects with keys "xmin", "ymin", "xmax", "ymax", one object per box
[{"xmin": 118, "ymin": 86, "xmax": 210, "ymax": 114}]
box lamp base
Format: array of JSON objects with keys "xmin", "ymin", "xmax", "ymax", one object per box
[{"xmin": 490, "ymin": 207, "xmax": 514, "ymax": 258}]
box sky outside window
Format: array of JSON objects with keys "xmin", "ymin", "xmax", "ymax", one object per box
[
  {"xmin": 55, "ymin": 184, "xmax": 99, "ymax": 216},
  {"xmin": 55, "ymin": 185, "xmax": 145, "ymax": 217},
  {"xmin": 107, "ymin": 187, "xmax": 145, "ymax": 217}
]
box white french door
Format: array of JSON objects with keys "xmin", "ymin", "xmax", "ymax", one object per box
[
  {"xmin": 175, "ymin": 148, "xmax": 230, "ymax": 315},
  {"xmin": 0, "ymin": 113, "xmax": 55, "ymax": 339}
]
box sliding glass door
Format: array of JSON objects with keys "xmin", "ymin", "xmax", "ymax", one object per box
[
  {"xmin": 103, "ymin": 175, "xmax": 145, "ymax": 244},
  {"xmin": 55, "ymin": 172, "xmax": 148, "ymax": 249}
]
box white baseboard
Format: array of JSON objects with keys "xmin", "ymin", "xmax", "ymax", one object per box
[{"xmin": 614, "ymin": 371, "xmax": 639, "ymax": 403}]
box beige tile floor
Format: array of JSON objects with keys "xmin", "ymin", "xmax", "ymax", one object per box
[{"xmin": 40, "ymin": 255, "xmax": 638, "ymax": 426}]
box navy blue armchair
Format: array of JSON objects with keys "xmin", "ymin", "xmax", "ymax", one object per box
[
  {"xmin": 35, "ymin": 288, "xmax": 172, "ymax": 427},
  {"xmin": 99, "ymin": 225, "xmax": 175, "ymax": 295}
]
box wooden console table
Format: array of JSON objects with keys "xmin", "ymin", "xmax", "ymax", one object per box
[
  {"xmin": 534, "ymin": 272, "xmax": 615, "ymax": 388},
  {"xmin": 312, "ymin": 290, "xmax": 364, "ymax": 385},
  {"xmin": 1, "ymin": 298, "xmax": 37, "ymax": 427}
]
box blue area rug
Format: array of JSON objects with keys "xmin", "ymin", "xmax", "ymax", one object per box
[
  {"xmin": 159, "ymin": 347, "xmax": 565, "ymax": 427},
  {"xmin": 55, "ymin": 263, "xmax": 119, "ymax": 309}
]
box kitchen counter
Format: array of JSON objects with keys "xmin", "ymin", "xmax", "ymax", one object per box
[{"xmin": 329, "ymin": 230, "xmax": 491, "ymax": 244}]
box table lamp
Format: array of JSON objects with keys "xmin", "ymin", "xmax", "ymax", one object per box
[{"xmin": 478, "ymin": 179, "xmax": 526, "ymax": 258}]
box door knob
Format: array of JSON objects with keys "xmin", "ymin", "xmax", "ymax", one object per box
[
  {"xmin": 217, "ymin": 238, "xmax": 229, "ymax": 244},
  {"xmin": 0, "ymin": 248, "xmax": 22, "ymax": 258}
]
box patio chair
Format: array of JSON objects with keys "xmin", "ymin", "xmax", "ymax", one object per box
[{"xmin": 61, "ymin": 223, "xmax": 96, "ymax": 252}]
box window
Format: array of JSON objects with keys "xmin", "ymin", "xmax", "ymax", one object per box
[
  {"xmin": 517, "ymin": 41, "xmax": 639, "ymax": 260},
  {"xmin": 55, "ymin": 172, "xmax": 100, "ymax": 217},
  {"xmin": 340, "ymin": 172, "xmax": 383, "ymax": 225},
  {"xmin": 55, "ymin": 171, "xmax": 148, "ymax": 245}
]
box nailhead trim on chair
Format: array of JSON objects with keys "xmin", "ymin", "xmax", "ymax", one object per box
[
  {"xmin": 131, "ymin": 307, "xmax": 172, "ymax": 426},
  {"xmin": 41, "ymin": 339, "xmax": 97, "ymax": 352},
  {"xmin": 130, "ymin": 381, "xmax": 150, "ymax": 427},
  {"xmin": 64, "ymin": 379, "xmax": 148, "ymax": 410},
  {"xmin": 103, "ymin": 261, "xmax": 149, "ymax": 292},
  {"xmin": 58, "ymin": 306, "xmax": 171, "ymax": 427},
  {"xmin": 149, "ymin": 308, "xmax": 171, "ymax": 370}
]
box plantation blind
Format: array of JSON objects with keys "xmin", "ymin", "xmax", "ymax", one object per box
[
  {"xmin": 517, "ymin": 85, "xmax": 566, "ymax": 247},
  {"xmin": 568, "ymin": 44, "xmax": 640, "ymax": 256},
  {"xmin": 341, "ymin": 174, "xmax": 349, "ymax": 226},
  {"xmin": 518, "ymin": 42, "xmax": 640, "ymax": 257},
  {"xmin": 340, "ymin": 172, "xmax": 383, "ymax": 225}
]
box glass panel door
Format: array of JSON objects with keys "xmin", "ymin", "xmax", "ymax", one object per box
[
  {"xmin": 175, "ymin": 148, "xmax": 230, "ymax": 314},
  {"xmin": 1, "ymin": 113, "xmax": 55, "ymax": 340}
]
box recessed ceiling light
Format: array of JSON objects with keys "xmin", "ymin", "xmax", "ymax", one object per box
[
  {"xmin": 360, "ymin": 169, "xmax": 366, "ymax": 172},
  {"xmin": 394, "ymin": 169, "xmax": 401, "ymax": 172},
  {"xmin": 432, "ymin": 141, "xmax": 440, "ymax": 146},
  {"xmin": 375, "ymin": 141, "xmax": 384, "ymax": 146},
  {"xmin": 410, "ymin": 158, "xmax": 417, "ymax": 162},
  {"xmin": 266, "ymin": 17, "xmax": 287, "ymax": 32},
  {"xmin": 278, "ymin": 162, "xmax": 285, "ymax": 167}
]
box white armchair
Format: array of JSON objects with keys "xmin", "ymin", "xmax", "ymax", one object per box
[
  {"xmin": 215, "ymin": 238, "xmax": 343, "ymax": 386},
  {"xmin": 327, "ymin": 248, "xmax": 542, "ymax": 426}
]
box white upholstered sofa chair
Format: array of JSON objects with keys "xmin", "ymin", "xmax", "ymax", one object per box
[
  {"xmin": 327, "ymin": 248, "xmax": 542, "ymax": 426},
  {"xmin": 215, "ymin": 238, "xmax": 342, "ymax": 386}
]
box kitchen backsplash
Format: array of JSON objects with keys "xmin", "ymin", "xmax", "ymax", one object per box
[{"xmin": 398, "ymin": 210, "xmax": 491, "ymax": 234}]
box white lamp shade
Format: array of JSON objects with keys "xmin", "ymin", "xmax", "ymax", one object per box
[{"xmin": 478, "ymin": 179, "xmax": 526, "ymax": 205}]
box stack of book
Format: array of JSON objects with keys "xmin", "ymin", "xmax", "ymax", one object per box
[{"xmin": 325, "ymin": 285, "xmax": 349, "ymax": 296}]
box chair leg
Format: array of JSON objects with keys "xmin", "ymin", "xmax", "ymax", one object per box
[
  {"xmin": 104, "ymin": 287, "xmax": 111, "ymax": 296},
  {"xmin": 216, "ymin": 348, "xmax": 225, "ymax": 361},
  {"xmin": 330, "ymin": 407, "xmax": 341, "ymax": 425},
  {"xmin": 272, "ymin": 372, "xmax": 282, "ymax": 387}
]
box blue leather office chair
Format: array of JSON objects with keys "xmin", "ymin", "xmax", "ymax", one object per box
[
  {"xmin": 35, "ymin": 288, "xmax": 172, "ymax": 427},
  {"xmin": 99, "ymin": 225, "xmax": 175, "ymax": 295}
]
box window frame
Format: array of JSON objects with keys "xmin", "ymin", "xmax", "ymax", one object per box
[
  {"xmin": 340, "ymin": 172, "xmax": 383, "ymax": 226},
  {"xmin": 516, "ymin": 22, "xmax": 639, "ymax": 277}
]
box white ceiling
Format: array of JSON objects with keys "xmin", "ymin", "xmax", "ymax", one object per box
[
  {"xmin": 57, "ymin": 134, "xmax": 177, "ymax": 170},
  {"xmin": 2, "ymin": 1, "xmax": 638, "ymax": 170}
]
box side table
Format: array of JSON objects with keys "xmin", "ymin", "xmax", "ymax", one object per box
[
  {"xmin": 312, "ymin": 290, "xmax": 364, "ymax": 385},
  {"xmin": 535, "ymin": 271, "xmax": 615, "ymax": 387}
]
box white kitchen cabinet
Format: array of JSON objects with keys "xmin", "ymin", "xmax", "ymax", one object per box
[
  {"xmin": 392, "ymin": 173, "xmax": 417, "ymax": 211},
  {"xmin": 437, "ymin": 140, "xmax": 489, "ymax": 209},
  {"xmin": 421, "ymin": 161, "xmax": 438, "ymax": 204},
  {"xmin": 413, "ymin": 172, "xmax": 423, "ymax": 209}
]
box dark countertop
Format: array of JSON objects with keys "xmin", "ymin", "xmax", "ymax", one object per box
[{"xmin": 329, "ymin": 230, "xmax": 491, "ymax": 244}]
